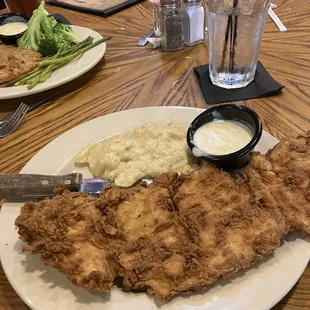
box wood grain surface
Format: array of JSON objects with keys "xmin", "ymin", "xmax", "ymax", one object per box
[{"xmin": 0, "ymin": 0, "xmax": 309, "ymax": 309}]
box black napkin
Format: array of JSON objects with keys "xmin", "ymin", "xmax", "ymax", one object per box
[{"xmin": 194, "ymin": 61, "xmax": 284, "ymax": 105}]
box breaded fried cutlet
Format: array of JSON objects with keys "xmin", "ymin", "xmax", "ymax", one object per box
[
  {"xmin": 169, "ymin": 166, "xmax": 289, "ymax": 298},
  {"xmin": 14, "ymin": 131, "xmax": 310, "ymax": 302},
  {"xmin": 16, "ymin": 173, "xmax": 200, "ymax": 300},
  {"xmin": 244, "ymin": 131, "xmax": 310, "ymax": 234},
  {"xmin": 0, "ymin": 45, "xmax": 42, "ymax": 83},
  {"xmin": 15, "ymin": 191, "xmax": 119, "ymax": 291},
  {"xmin": 95, "ymin": 173, "xmax": 201, "ymax": 301}
]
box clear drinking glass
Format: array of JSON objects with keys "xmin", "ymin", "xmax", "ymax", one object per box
[{"xmin": 207, "ymin": 0, "xmax": 270, "ymax": 89}]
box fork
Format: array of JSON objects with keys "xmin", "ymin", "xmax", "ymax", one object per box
[
  {"xmin": 0, "ymin": 103, "xmax": 29, "ymax": 138},
  {"xmin": 0, "ymin": 111, "xmax": 15, "ymax": 127},
  {"xmin": 0, "ymin": 88, "xmax": 67, "ymax": 128}
]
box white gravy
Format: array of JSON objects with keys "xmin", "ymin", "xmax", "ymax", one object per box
[
  {"xmin": 0, "ymin": 22, "xmax": 28, "ymax": 36},
  {"xmin": 193, "ymin": 119, "xmax": 253, "ymax": 155}
]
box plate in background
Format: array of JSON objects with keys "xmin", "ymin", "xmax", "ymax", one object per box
[{"xmin": 0, "ymin": 25, "xmax": 106, "ymax": 100}]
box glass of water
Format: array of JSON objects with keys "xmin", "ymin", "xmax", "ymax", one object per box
[{"xmin": 207, "ymin": 0, "xmax": 270, "ymax": 89}]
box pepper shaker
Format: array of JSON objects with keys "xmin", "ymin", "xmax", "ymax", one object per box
[
  {"xmin": 160, "ymin": 0, "xmax": 184, "ymax": 52},
  {"xmin": 183, "ymin": 0, "xmax": 205, "ymax": 46}
]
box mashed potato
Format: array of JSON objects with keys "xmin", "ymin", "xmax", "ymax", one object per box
[{"xmin": 75, "ymin": 122, "xmax": 198, "ymax": 187}]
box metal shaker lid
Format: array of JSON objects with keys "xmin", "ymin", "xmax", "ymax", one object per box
[
  {"xmin": 161, "ymin": 0, "xmax": 182, "ymax": 6},
  {"xmin": 184, "ymin": 0, "xmax": 202, "ymax": 3}
]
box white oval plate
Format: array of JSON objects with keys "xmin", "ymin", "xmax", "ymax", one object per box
[
  {"xmin": 1, "ymin": 107, "xmax": 309, "ymax": 310},
  {"xmin": 0, "ymin": 25, "xmax": 106, "ymax": 100}
]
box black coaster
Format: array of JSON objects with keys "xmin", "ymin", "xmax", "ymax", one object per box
[{"xmin": 194, "ymin": 61, "xmax": 284, "ymax": 105}]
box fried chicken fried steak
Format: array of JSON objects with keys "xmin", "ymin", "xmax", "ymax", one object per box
[
  {"xmin": 244, "ymin": 131, "xmax": 310, "ymax": 234},
  {"xmin": 0, "ymin": 45, "xmax": 42, "ymax": 84},
  {"xmin": 15, "ymin": 191, "xmax": 118, "ymax": 291},
  {"xmin": 15, "ymin": 132, "xmax": 310, "ymax": 302}
]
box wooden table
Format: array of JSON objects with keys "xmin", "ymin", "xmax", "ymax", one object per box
[{"xmin": 0, "ymin": 0, "xmax": 309, "ymax": 308}]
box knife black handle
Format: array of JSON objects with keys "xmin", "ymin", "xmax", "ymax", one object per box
[{"xmin": 0, "ymin": 173, "xmax": 82, "ymax": 199}]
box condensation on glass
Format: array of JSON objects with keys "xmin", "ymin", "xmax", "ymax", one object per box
[{"xmin": 207, "ymin": 0, "xmax": 271, "ymax": 89}]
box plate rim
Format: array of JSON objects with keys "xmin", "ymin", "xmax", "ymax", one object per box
[
  {"xmin": 1, "ymin": 106, "xmax": 309, "ymax": 310},
  {"xmin": 0, "ymin": 25, "xmax": 106, "ymax": 100}
]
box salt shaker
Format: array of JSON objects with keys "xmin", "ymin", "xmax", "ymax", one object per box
[
  {"xmin": 160, "ymin": 0, "xmax": 184, "ymax": 52},
  {"xmin": 183, "ymin": 0, "xmax": 205, "ymax": 46}
]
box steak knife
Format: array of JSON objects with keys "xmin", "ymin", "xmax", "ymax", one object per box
[{"xmin": 0, "ymin": 173, "xmax": 112, "ymax": 199}]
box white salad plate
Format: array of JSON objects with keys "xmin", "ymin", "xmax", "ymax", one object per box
[
  {"xmin": 0, "ymin": 107, "xmax": 309, "ymax": 310},
  {"xmin": 0, "ymin": 25, "xmax": 106, "ymax": 100}
]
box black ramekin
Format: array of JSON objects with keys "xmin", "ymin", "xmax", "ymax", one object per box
[
  {"xmin": 0, "ymin": 13, "xmax": 29, "ymax": 45},
  {"xmin": 187, "ymin": 104, "xmax": 263, "ymax": 170}
]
